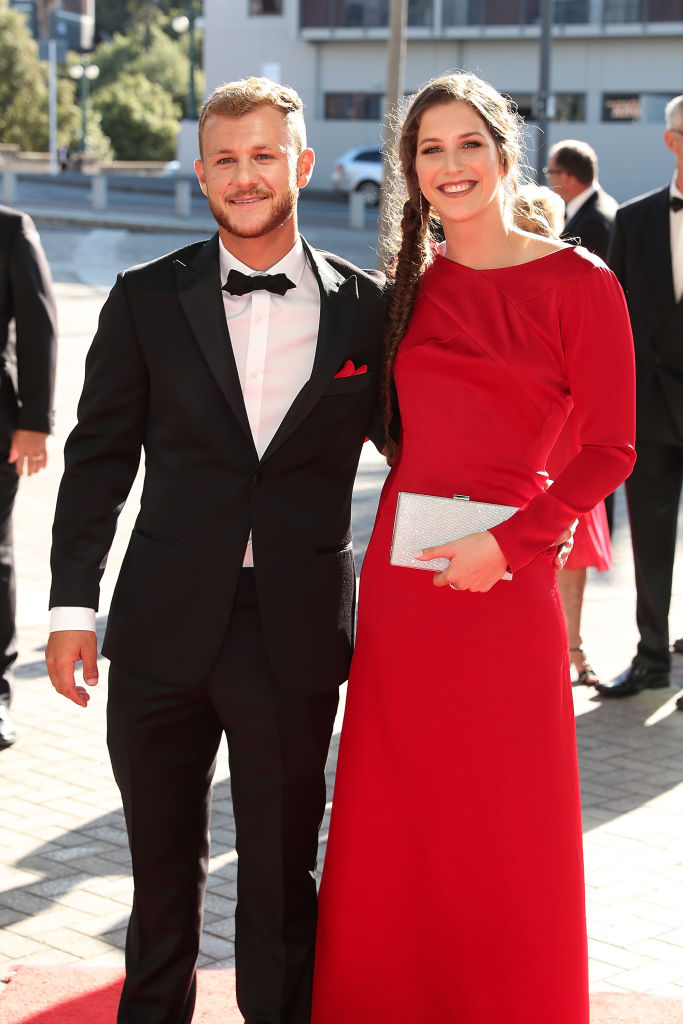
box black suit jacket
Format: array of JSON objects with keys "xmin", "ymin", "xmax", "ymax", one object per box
[
  {"xmin": 0, "ymin": 205, "xmax": 57, "ymax": 450},
  {"xmin": 607, "ymin": 185, "xmax": 683, "ymax": 444},
  {"xmin": 562, "ymin": 188, "xmax": 617, "ymax": 261},
  {"xmin": 50, "ymin": 234, "xmax": 387, "ymax": 692}
]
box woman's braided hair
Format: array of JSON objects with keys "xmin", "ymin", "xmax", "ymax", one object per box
[{"xmin": 380, "ymin": 71, "xmax": 535, "ymax": 461}]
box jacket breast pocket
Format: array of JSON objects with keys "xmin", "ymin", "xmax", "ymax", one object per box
[{"xmin": 321, "ymin": 371, "xmax": 373, "ymax": 398}]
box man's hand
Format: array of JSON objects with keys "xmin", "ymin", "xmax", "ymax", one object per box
[
  {"xmin": 45, "ymin": 630, "xmax": 99, "ymax": 708},
  {"xmin": 553, "ymin": 521, "xmax": 577, "ymax": 570},
  {"xmin": 9, "ymin": 429, "xmax": 49, "ymax": 476}
]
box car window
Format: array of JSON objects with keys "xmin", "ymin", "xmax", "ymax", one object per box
[{"xmin": 356, "ymin": 150, "xmax": 382, "ymax": 162}]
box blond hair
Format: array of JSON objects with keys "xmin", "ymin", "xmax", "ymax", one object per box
[
  {"xmin": 515, "ymin": 184, "xmax": 565, "ymax": 238},
  {"xmin": 198, "ymin": 77, "xmax": 307, "ymax": 157}
]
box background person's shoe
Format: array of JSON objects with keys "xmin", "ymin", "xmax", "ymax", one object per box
[
  {"xmin": 596, "ymin": 664, "xmax": 671, "ymax": 698},
  {"xmin": 676, "ymin": 693, "xmax": 683, "ymax": 711},
  {"xmin": 0, "ymin": 705, "xmax": 16, "ymax": 748},
  {"xmin": 673, "ymin": 638, "xmax": 683, "ymax": 654}
]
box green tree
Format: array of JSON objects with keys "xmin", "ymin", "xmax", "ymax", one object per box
[
  {"xmin": 0, "ymin": 2, "xmax": 50, "ymax": 150},
  {"xmin": 91, "ymin": 21, "xmax": 199, "ymax": 112},
  {"xmin": 91, "ymin": 72, "xmax": 180, "ymax": 160}
]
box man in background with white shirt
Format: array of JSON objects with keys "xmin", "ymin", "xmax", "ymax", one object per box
[
  {"xmin": 546, "ymin": 138, "xmax": 617, "ymax": 262},
  {"xmin": 597, "ymin": 95, "xmax": 683, "ymax": 705},
  {"xmin": 45, "ymin": 78, "xmax": 386, "ymax": 1024}
]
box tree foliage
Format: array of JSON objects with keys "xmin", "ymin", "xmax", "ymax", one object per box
[
  {"xmin": 0, "ymin": 3, "xmax": 49, "ymax": 149},
  {"xmin": 0, "ymin": 1, "xmax": 111, "ymax": 158},
  {"xmin": 0, "ymin": 0, "xmax": 200, "ymax": 163},
  {"xmin": 91, "ymin": 72, "xmax": 180, "ymax": 161},
  {"xmin": 91, "ymin": 21, "xmax": 199, "ymax": 111}
]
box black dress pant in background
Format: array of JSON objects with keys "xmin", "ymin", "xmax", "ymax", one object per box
[
  {"xmin": 626, "ymin": 440, "xmax": 683, "ymax": 672},
  {"xmin": 0, "ymin": 459, "xmax": 19, "ymax": 707},
  {"xmin": 107, "ymin": 569, "xmax": 338, "ymax": 1024}
]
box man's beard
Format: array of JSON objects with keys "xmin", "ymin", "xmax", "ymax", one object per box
[{"xmin": 208, "ymin": 185, "xmax": 297, "ymax": 239}]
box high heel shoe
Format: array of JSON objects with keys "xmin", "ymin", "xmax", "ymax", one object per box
[{"xmin": 569, "ymin": 646, "xmax": 599, "ymax": 687}]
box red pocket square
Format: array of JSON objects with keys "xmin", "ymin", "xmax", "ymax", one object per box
[{"xmin": 334, "ymin": 360, "xmax": 368, "ymax": 378}]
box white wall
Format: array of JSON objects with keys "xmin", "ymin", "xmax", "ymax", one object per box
[{"xmin": 201, "ymin": 0, "xmax": 681, "ymax": 202}]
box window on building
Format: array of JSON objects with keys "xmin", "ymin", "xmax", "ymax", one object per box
[
  {"xmin": 250, "ymin": 0, "xmax": 283, "ymax": 13},
  {"xmin": 325, "ymin": 92, "xmax": 382, "ymax": 120},
  {"xmin": 554, "ymin": 93, "xmax": 585, "ymax": 122},
  {"xmin": 602, "ymin": 92, "xmax": 679, "ymax": 124},
  {"xmin": 300, "ymin": 1, "xmax": 432, "ymax": 28},
  {"xmin": 408, "ymin": 0, "xmax": 433, "ymax": 27},
  {"xmin": 602, "ymin": 94, "xmax": 641, "ymax": 122},
  {"xmin": 507, "ymin": 92, "xmax": 585, "ymax": 123},
  {"xmin": 604, "ymin": 0, "xmax": 683, "ymax": 21}
]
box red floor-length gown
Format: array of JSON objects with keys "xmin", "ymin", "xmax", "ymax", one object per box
[{"xmin": 311, "ymin": 247, "xmax": 635, "ymax": 1024}]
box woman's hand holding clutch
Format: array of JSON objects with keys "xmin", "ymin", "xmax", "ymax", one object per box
[{"xmin": 415, "ymin": 531, "xmax": 508, "ymax": 592}]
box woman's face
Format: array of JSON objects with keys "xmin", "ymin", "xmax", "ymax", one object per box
[{"xmin": 414, "ymin": 100, "xmax": 505, "ymax": 228}]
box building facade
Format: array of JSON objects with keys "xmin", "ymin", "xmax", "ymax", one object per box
[
  {"xmin": 10, "ymin": 0, "xmax": 95, "ymax": 56},
  {"xmin": 199, "ymin": 0, "xmax": 683, "ymax": 201}
]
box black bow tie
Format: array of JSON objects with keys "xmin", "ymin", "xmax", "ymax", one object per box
[
  {"xmin": 670, "ymin": 196, "xmax": 683, "ymax": 212},
  {"xmin": 223, "ymin": 268, "xmax": 295, "ymax": 296}
]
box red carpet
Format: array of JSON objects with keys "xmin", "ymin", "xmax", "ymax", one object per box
[
  {"xmin": 2, "ymin": 966, "xmax": 682, "ymax": 1023},
  {"xmin": 0, "ymin": 966, "xmax": 242, "ymax": 1023}
]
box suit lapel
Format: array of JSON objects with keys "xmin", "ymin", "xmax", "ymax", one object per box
[
  {"xmin": 563, "ymin": 191, "xmax": 596, "ymax": 240},
  {"xmin": 261, "ymin": 239, "xmax": 359, "ymax": 459},
  {"xmin": 174, "ymin": 233, "xmax": 254, "ymax": 444},
  {"xmin": 642, "ymin": 188, "xmax": 675, "ymax": 312}
]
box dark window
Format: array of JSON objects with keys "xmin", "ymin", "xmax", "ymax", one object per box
[
  {"xmin": 250, "ymin": 0, "xmax": 283, "ymax": 13},
  {"xmin": 507, "ymin": 92, "xmax": 585, "ymax": 122},
  {"xmin": 602, "ymin": 94, "xmax": 641, "ymax": 122},
  {"xmin": 355, "ymin": 148, "xmax": 383, "ymax": 161},
  {"xmin": 325, "ymin": 93, "xmax": 382, "ymax": 120},
  {"xmin": 554, "ymin": 93, "xmax": 585, "ymax": 122}
]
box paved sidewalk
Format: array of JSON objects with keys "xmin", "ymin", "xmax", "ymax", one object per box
[{"xmin": 1, "ymin": 215, "xmax": 683, "ymax": 999}]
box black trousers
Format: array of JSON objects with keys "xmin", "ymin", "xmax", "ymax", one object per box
[
  {"xmin": 107, "ymin": 569, "xmax": 338, "ymax": 1024},
  {"xmin": 625, "ymin": 440, "xmax": 683, "ymax": 672},
  {"xmin": 0, "ymin": 459, "xmax": 19, "ymax": 706}
]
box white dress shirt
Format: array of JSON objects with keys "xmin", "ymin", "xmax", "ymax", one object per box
[
  {"xmin": 564, "ymin": 184, "xmax": 597, "ymax": 225},
  {"xmin": 670, "ymin": 174, "xmax": 683, "ymax": 304},
  {"xmin": 50, "ymin": 236, "xmax": 321, "ymax": 633}
]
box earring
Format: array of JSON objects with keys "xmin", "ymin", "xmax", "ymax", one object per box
[{"xmin": 419, "ymin": 191, "xmax": 426, "ymax": 218}]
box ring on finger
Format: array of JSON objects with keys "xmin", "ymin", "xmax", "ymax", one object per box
[{"xmin": 449, "ymin": 583, "xmax": 459, "ymax": 591}]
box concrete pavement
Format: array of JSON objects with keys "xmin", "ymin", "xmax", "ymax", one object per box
[{"xmin": 1, "ymin": 204, "xmax": 683, "ymax": 1000}]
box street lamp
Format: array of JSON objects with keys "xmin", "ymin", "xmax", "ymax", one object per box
[
  {"xmin": 172, "ymin": 4, "xmax": 203, "ymax": 120},
  {"xmin": 69, "ymin": 60, "xmax": 100, "ymax": 153}
]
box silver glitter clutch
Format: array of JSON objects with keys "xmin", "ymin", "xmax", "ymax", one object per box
[{"xmin": 389, "ymin": 491, "xmax": 518, "ymax": 578}]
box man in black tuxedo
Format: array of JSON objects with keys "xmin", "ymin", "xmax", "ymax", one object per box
[
  {"xmin": 0, "ymin": 206, "xmax": 57, "ymax": 748},
  {"xmin": 596, "ymin": 95, "xmax": 683, "ymax": 705},
  {"xmin": 45, "ymin": 78, "xmax": 386, "ymax": 1023}
]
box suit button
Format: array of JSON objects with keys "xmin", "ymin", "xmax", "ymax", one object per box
[{"xmin": 251, "ymin": 471, "xmax": 262, "ymax": 485}]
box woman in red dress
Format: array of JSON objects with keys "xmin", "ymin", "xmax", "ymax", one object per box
[{"xmin": 311, "ymin": 72, "xmax": 635, "ymax": 1023}]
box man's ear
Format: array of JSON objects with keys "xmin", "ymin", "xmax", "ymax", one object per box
[
  {"xmin": 195, "ymin": 158, "xmax": 208, "ymax": 196},
  {"xmin": 297, "ymin": 148, "xmax": 315, "ymax": 188}
]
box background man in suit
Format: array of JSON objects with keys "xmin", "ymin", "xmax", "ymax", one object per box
[
  {"xmin": 546, "ymin": 139, "xmax": 617, "ymax": 260},
  {"xmin": 546, "ymin": 139, "xmax": 619, "ymax": 533},
  {"xmin": 597, "ymin": 95, "xmax": 683, "ymax": 705},
  {"xmin": 0, "ymin": 206, "xmax": 57, "ymax": 749},
  {"xmin": 45, "ymin": 78, "xmax": 386, "ymax": 1024}
]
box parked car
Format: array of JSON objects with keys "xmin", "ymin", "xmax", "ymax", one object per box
[{"xmin": 330, "ymin": 145, "xmax": 384, "ymax": 205}]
